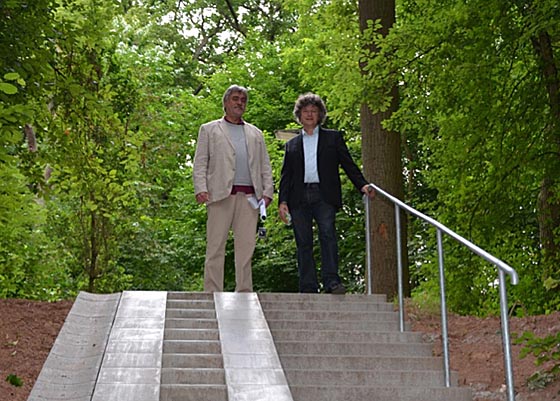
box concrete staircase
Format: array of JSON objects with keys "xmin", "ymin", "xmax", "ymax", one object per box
[
  {"xmin": 160, "ymin": 292, "xmax": 227, "ymax": 401},
  {"xmin": 29, "ymin": 291, "xmax": 473, "ymax": 401},
  {"xmin": 258, "ymin": 292, "xmax": 472, "ymax": 401}
]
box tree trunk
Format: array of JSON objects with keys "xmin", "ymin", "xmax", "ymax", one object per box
[
  {"xmin": 359, "ymin": 0, "xmax": 409, "ymax": 299},
  {"xmin": 532, "ymin": 30, "xmax": 560, "ymax": 268},
  {"xmin": 88, "ymin": 211, "xmax": 99, "ymax": 293}
]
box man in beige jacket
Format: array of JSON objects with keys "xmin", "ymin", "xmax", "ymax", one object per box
[{"xmin": 193, "ymin": 85, "xmax": 274, "ymax": 292}]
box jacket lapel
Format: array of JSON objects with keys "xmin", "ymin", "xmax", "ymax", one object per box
[
  {"xmin": 317, "ymin": 127, "xmax": 326, "ymax": 158},
  {"xmin": 217, "ymin": 118, "xmax": 235, "ymax": 151}
]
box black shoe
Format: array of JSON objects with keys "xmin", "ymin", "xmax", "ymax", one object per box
[{"xmin": 327, "ymin": 283, "xmax": 346, "ymax": 294}]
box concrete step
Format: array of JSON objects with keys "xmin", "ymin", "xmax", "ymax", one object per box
[
  {"xmin": 265, "ymin": 318, "xmax": 408, "ymax": 331},
  {"xmin": 262, "ymin": 309, "xmax": 399, "ymax": 322},
  {"xmin": 165, "ymin": 308, "xmax": 216, "ymax": 319},
  {"xmin": 269, "ymin": 329, "xmax": 422, "ymax": 343},
  {"xmin": 167, "ymin": 292, "xmax": 214, "ymax": 300},
  {"xmin": 285, "ymin": 369, "xmax": 458, "ymax": 387},
  {"xmin": 165, "ymin": 318, "xmax": 218, "ymax": 329},
  {"xmin": 159, "ymin": 384, "xmax": 227, "ymax": 401},
  {"xmin": 163, "ymin": 339, "xmax": 222, "ymax": 354},
  {"xmin": 161, "ymin": 368, "xmax": 225, "ymax": 384},
  {"xmin": 290, "ymin": 385, "xmax": 472, "ymax": 401},
  {"xmin": 164, "ymin": 328, "xmax": 219, "ymax": 341},
  {"xmin": 277, "ymin": 354, "xmax": 446, "ymax": 371},
  {"xmin": 162, "ymin": 353, "xmax": 224, "ymax": 369},
  {"xmin": 166, "ymin": 299, "xmax": 215, "ymax": 309},
  {"xmin": 274, "ymin": 341, "xmax": 433, "ymax": 357},
  {"xmin": 259, "ymin": 300, "xmax": 395, "ymax": 312},
  {"xmin": 258, "ymin": 292, "xmax": 387, "ymax": 303}
]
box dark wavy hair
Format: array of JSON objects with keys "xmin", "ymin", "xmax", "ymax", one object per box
[
  {"xmin": 293, "ymin": 93, "xmax": 327, "ymax": 125},
  {"xmin": 222, "ymin": 85, "xmax": 248, "ymax": 112}
]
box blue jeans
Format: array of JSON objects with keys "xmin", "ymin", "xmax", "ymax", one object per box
[{"xmin": 290, "ymin": 184, "xmax": 340, "ymax": 293}]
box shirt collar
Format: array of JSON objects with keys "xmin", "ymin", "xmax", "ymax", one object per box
[
  {"xmin": 224, "ymin": 116, "xmax": 245, "ymax": 125},
  {"xmin": 302, "ymin": 125, "xmax": 319, "ymax": 136}
]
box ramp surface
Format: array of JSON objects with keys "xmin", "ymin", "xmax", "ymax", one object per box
[
  {"xmin": 28, "ymin": 292, "xmax": 120, "ymax": 401},
  {"xmin": 214, "ymin": 292, "xmax": 292, "ymax": 401},
  {"xmin": 92, "ymin": 291, "xmax": 166, "ymax": 401}
]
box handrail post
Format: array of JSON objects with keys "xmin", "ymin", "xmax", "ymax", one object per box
[
  {"xmin": 499, "ymin": 269, "xmax": 516, "ymax": 401},
  {"xmin": 395, "ymin": 204, "xmax": 404, "ymax": 332},
  {"xmin": 364, "ymin": 194, "xmax": 372, "ymax": 295},
  {"xmin": 437, "ymin": 229, "xmax": 451, "ymax": 387}
]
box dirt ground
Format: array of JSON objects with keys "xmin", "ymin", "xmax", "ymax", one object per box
[
  {"xmin": 0, "ymin": 298, "xmax": 559, "ymax": 401},
  {"xmin": 408, "ymin": 306, "xmax": 560, "ymax": 401}
]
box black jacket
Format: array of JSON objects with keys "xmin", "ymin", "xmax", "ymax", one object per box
[{"xmin": 279, "ymin": 128, "xmax": 368, "ymax": 210}]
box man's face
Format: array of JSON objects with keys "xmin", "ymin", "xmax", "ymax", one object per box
[
  {"xmin": 224, "ymin": 91, "xmax": 247, "ymax": 120},
  {"xmin": 300, "ymin": 104, "xmax": 320, "ymax": 128}
]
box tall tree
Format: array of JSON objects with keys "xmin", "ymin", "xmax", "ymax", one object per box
[
  {"xmin": 359, "ymin": 0, "xmax": 408, "ymax": 299},
  {"xmin": 42, "ymin": 0, "xmax": 148, "ymax": 293}
]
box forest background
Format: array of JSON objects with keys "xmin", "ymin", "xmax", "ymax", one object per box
[{"xmin": 1, "ymin": 0, "xmax": 559, "ymax": 329}]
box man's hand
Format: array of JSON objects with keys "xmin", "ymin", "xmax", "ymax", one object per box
[
  {"xmin": 263, "ymin": 196, "xmax": 273, "ymax": 207},
  {"xmin": 361, "ymin": 184, "xmax": 375, "ymax": 199},
  {"xmin": 278, "ymin": 202, "xmax": 290, "ymax": 224},
  {"xmin": 195, "ymin": 192, "xmax": 209, "ymax": 204}
]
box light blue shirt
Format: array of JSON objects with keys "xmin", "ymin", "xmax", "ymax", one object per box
[{"xmin": 302, "ymin": 126, "xmax": 320, "ymax": 183}]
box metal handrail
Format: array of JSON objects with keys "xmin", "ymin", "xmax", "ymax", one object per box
[{"xmin": 363, "ymin": 182, "xmax": 518, "ymax": 401}]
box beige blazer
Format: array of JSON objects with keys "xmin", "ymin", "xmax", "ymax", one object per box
[{"xmin": 193, "ymin": 118, "xmax": 274, "ymax": 204}]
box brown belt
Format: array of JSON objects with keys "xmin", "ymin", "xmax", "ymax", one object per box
[{"xmin": 231, "ymin": 185, "xmax": 255, "ymax": 194}]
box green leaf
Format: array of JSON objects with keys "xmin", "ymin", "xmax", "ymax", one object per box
[
  {"xmin": 0, "ymin": 82, "xmax": 18, "ymax": 95},
  {"xmin": 3, "ymin": 72, "xmax": 20, "ymax": 81},
  {"xmin": 543, "ymin": 277, "xmax": 559, "ymax": 290}
]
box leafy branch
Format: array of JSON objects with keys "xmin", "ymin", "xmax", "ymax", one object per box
[{"xmin": 515, "ymin": 331, "xmax": 560, "ymax": 389}]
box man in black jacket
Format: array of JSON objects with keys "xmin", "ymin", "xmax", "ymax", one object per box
[{"xmin": 279, "ymin": 93, "xmax": 375, "ymax": 294}]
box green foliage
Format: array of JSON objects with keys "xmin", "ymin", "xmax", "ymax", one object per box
[
  {"xmin": 252, "ymin": 206, "xmax": 300, "ymax": 293},
  {"xmin": 6, "ymin": 374, "xmax": 23, "ymax": 387},
  {"xmin": 409, "ymin": 288, "xmax": 441, "ymax": 317},
  {"xmin": 0, "ymin": 71, "xmax": 73, "ymax": 300},
  {"xmin": 282, "ymin": 0, "xmax": 363, "ymax": 130},
  {"xmin": 0, "ymin": 0, "xmax": 559, "ymax": 320},
  {"xmin": 0, "ymin": 73, "xmax": 23, "ymax": 95},
  {"xmin": 118, "ymin": 185, "xmax": 207, "ymax": 292},
  {"xmin": 515, "ymin": 330, "xmax": 560, "ymax": 389},
  {"xmin": 0, "ymin": 0, "xmax": 55, "ymax": 102},
  {"xmin": 525, "ymin": 370, "xmax": 556, "ymax": 391},
  {"xmin": 361, "ymin": 0, "xmax": 560, "ymax": 315},
  {"xmin": 34, "ymin": 0, "xmax": 147, "ymax": 293}
]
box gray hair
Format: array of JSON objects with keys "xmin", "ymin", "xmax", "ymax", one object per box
[
  {"xmin": 293, "ymin": 93, "xmax": 327, "ymax": 125},
  {"xmin": 222, "ymin": 85, "xmax": 249, "ymax": 112}
]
